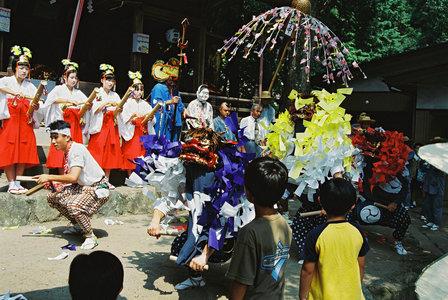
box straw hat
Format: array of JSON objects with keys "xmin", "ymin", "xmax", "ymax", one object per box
[
  {"xmin": 430, "ymin": 136, "xmax": 446, "ymax": 143},
  {"xmin": 254, "ymin": 91, "xmax": 274, "ymax": 103},
  {"xmin": 357, "ymin": 112, "xmax": 375, "ymax": 124}
]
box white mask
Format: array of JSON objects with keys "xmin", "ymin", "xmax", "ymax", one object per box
[{"xmin": 197, "ymin": 88, "xmax": 209, "ymax": 103}]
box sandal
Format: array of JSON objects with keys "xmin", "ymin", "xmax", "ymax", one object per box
[
  {"xmin": 80, "ymin": 234, "xmax": 98, "ymax": 250},
  {"xmin": 15, "ymin": 182, "xmax": 28, "ymax": 194},
  {"xmin": 174, "ymin": 276, "xmax": 206, "ymax": 290},
  {"xmin": 8, "ymin": 186, "xmax": 20, "ymax": 194}
]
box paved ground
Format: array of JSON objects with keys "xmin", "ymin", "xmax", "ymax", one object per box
[{"xmin": 1, "ymin": 208, "xmax": 447, "ymax": 300}]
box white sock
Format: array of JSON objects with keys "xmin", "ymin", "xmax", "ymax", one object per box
[
  {"xmin": 9, "ymin": 181, "xmax": 16, "ymax": 188},
  {"xmin": 15, "ymin": 180, "xmax": 22, "ymax": 187}
]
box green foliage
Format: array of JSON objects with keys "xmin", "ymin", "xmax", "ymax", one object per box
[
  {"xmin": 313, "ymin": 0, "xmax": 448, "ymax": 62},
  {"xmin": 411, "ymin": 0, "xmax": 448, "ymax": 46}
]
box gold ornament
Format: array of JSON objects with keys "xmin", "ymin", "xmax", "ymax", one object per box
[{"xmin": 291, "ymin": 0, "xmax": 311, "ymax": 14}]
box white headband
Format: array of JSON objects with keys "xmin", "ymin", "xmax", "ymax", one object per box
[{"xmin": 50, "ymin": 128, "xmax": 71, "ymax": 137}]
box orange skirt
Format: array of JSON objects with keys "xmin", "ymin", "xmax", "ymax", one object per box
[
  {"xmin": 46, "ymin": 108, "xmax": 83, "ymax": 169},
  {"xmin": 121, "ymin": 118, "xmax": 146, "ymax": 170},
  {"xmin": 0, "ymin": 98, "xmax": 39, "ymax": 168},
  {"xmin": 87, "ymin": 110, "xmax": 122, "ymax": 169}
]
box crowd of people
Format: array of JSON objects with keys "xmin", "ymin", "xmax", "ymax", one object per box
[{"xmin": 1, "ymin": 45, "xmax": 446, "ymax": 300}]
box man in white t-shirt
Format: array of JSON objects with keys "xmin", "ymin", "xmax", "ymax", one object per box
[{"xmin": 34, "ymin": 120, "xmax": 109, "ymax": 250}]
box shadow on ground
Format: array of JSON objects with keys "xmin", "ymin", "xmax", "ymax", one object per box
[
  {"xmin": 125, "ymin": 250, "xmax": 230, "ymax": 299},
  {"xmin": 20, "ymin": 286, "xmax": 128, "ymax": 300},
  {"xmin": 20, "ymin": 226, "xmax": 109, "ymax": 246}
]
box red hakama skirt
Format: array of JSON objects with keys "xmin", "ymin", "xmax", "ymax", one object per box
[
  {"xmin": 0, "ymin": 98, "xmax": 39, "ymax": 168},
  {"xmin": 87, "ymin": 110, "xmax": 122, "ymax": 169},
  {"xmin": 121, "ymin": 117, "xmax": 146, "ymax": 170},
  {"xmin": 46, "ymin": 108, "xmax": 83, "ymax": 168}
]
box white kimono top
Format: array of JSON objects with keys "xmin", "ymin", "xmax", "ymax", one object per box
[
  {"xmin": 87, "ymin": 87, "xmax": 120, "ymax": 135},
  {"xmin": 0, "ymin": 75, "xmax": 41, "ymax": 128},
  {"xmin": 118, "ymin": 97, "xmax": 155, "ymax": 141},
  {"xmin": 41, "ymin": 84, "xmax": 87, "ymax": 127}
]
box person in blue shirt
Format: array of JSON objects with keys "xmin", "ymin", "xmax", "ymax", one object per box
[
  {"xmin": 149, "ymin": 60, "xmax": 184, "ymax": 141},
  {"xmin": 213, "ymin": 102, "xmax": 236, "ymax": 142}
]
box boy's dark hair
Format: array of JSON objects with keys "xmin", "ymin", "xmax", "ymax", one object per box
[
  {"xmin": 49, "ymin": 120, "xmax": 71, "ymax": 131},
  {"xmin": 244, "ymin": 157, "xmax": 288, "ymax": 207},
  {"xmin": 69, "ymin": 251, "xmax": 124, "ymax": 300},
  {"xmin": 319, "ymin": 178, "xmax": 357, "ymax": 216}
]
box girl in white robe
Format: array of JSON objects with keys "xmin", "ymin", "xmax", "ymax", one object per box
[
  {"xmin": 0, "ymin": 46, "xmax": 41, "ymax": 194},
  {"xmin": 42, "ymin": 59, "xmax": 88, "ymax": 171},
  {"xmin": 87, "ymin": 64, "xmax": 122, "ymax": 189},
  {"xmin": 117, "ymin": 71, "xmax": 155, "ymax": 174}
]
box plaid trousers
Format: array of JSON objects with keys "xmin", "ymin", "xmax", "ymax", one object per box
[{"xmin": 47, "ymin": 178, "xmax": 109, "ymax": 234}]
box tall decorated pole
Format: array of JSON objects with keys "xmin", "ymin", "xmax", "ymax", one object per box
[
  {"xmin": 171, "ymin": 18, "xmax": 189, "ymax": 139},
  {"xmin": 218, "ymin": 0, "xmax": 368, "ymax": 198},
  {"xmin": 219, "ymin": 0, "xmax": 366, "ymax": 89}
]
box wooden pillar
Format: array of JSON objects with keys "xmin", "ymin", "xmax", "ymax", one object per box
[
  {"xmin": 410, "ymin": 88, "xmax": 418, "ymax": 142},
  {"xmin": 130, "ymin": 6, "xmax": 144, "ymax": 71},
  {"xmin": 196, "ymin": 25, "xmax": 206, "ymax": 86},
  {"xmin": 0, "ymin": 0, "xmax": 5, "ymax": 72}
]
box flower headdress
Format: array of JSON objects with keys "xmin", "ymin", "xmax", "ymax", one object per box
[
  {"xmin": 10, "ymin": 45, "xmax": 32, "ymax": 65},
  {"xmin": 128, "ymin": 70, "xmax": 142, "ymax": 84},
  {"xmin": 99, "ymin": 63, "xmax": 115, "ymax": 77},
  {"xmin": 61, "ymin": 59, "xmax": 79, "ymax": 73}
]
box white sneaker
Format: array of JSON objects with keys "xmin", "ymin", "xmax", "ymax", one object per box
[
  {"xmin": 394, "ymin": 241, "xmax": 408, "ymax": 255},
  {"xmin": 422, "ymin": 222, "xmax": 434, "ymax": 228},
  {"xmin": 174, "ymin": 276, "xmax": 206, "ymax": 290},
  {"xmin": 80, "ymin": 234, "xmax": 98, "ymax": 250},
  {"xmin": 62, "ymin": 225, "xmax": 82, "ymax": 235},
  {"xmin": 430, "ymin": 224, "xmax": 439, "ymax": 231}
]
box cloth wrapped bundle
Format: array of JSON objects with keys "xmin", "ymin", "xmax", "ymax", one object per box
[{"xmin": 267, "ymin": 88, "xmax": 358, "ymax": 197}]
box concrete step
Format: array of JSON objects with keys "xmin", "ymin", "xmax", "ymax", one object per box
[{"xmin": 0, "ymin": 186, "xmax": 155, "ymax": 227}]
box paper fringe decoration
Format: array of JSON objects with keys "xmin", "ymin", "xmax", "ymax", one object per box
[
  {"xmin": 266, "ymin": 88, "xmax": 358, "ymax": 196},
  {"xmin": 136, "ymin": 133, "xmax": 254, "ymax": 251},
  {"xmin": 219, "ymin": 6, "xmax": 366, "ymax": 86}
]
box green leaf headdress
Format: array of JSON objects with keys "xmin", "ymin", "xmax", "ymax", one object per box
[
  {"xmin": 62, "ymin": 59, "xmax": 79, "ymax": 73},
  {"xmin": 10, "ymin": 45, "xmax": 32, "ymax": 65},
  {"xmin": 128, "ymin": 70, "xmax": 142, "ymax": 84},
  {"xmin": 99, "ymin": 63, "xmax": 115, "ymax": 78}
]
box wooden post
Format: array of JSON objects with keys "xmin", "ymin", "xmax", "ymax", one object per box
[
  {"xmin": 197, "ymin": 25, "xmax": 207, "ymax": 86},
  {"xmin": 130, "ymin": 6, "xmax": 144, "ymax": 71},
  {"xmin": 259, "ymin": 54, "xmax": 264, "ymax": 98},
  {"xmin": 0, "ymin": 0, "xmax": 5, "ymax": 72}
]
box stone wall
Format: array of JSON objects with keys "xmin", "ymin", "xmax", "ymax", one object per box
[{"xmin": 0, "ymin": 187, "xmax": 155, "ymax": 227}]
